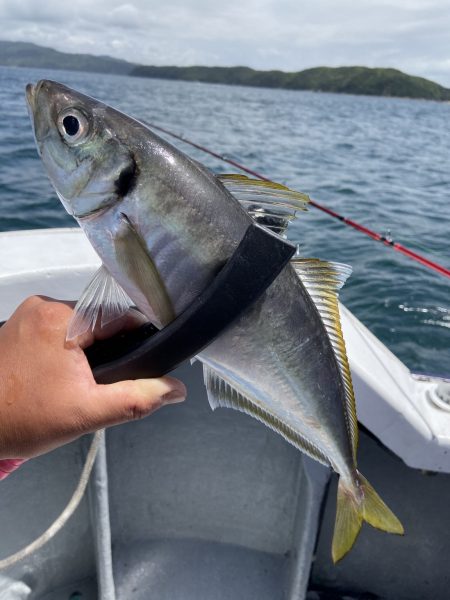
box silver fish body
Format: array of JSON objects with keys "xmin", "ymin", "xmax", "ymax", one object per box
[
  {"xmin": 27, "ymin": 80, "xmax": 403, "ymax": 561},
  {"xmin": 79, "ymin": 155, "xmax": 353, "ymax": 480}
]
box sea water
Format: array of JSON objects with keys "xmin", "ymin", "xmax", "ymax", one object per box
[{"xmin": 0, "ymin": 66, "xmax": 449, "ymax": 375}]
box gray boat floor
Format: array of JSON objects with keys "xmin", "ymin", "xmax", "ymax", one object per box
[
  {"xmin": 2, "ymin": 362, "xmax": 450, "ymax": 599},
  {"xmin": 310, "ymin": 430, "xmax": 450, "ymax": 600},
  {"xmin": 38, "ymin": 539, "xmax": 286, "ymax": 600},
  {"xmin": 114, "ymin": 539, "xmax": 285, "ymax": 600}
]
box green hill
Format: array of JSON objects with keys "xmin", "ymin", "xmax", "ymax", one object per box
[
  {"xmin": 285, "ymin": 66, "xmax": 450, "ymax": 100},
  {"xmin": 0, "ymin": 40, "xmax": 134, "ymax": 75},
  {"xmin": 1, "ymin": 40, "xmax": 449, "ymax": 101},
  {"xmin": 132, "ymin": 64, "xmax": 450, "ymax": 101}
]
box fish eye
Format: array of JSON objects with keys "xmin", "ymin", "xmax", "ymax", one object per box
[
  {"xmin": 57, "ymin": 108, "xmax": 90, "ymax": 144},
  {"xmin": 63, "ymin": 115, "xmax": 79, "ymax": 136}
]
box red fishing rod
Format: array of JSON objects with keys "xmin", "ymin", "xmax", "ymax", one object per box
[{"xmin": 147, "ymin": 122, "xmax": 450, "ymax": 280}]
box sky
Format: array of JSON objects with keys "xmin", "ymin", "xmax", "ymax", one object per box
[{"xmin": 1, "ymin": 0, "xmax": 450, "ymax": 86}]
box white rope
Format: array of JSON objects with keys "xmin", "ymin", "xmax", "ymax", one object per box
[{"xmin": 0, "ymin": 430, "xmax": 102, "ymax": 570}]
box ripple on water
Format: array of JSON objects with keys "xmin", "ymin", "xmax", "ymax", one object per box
[{"xmin": 0, "ymin": 66, "xmax": 449, "ymax": 375}]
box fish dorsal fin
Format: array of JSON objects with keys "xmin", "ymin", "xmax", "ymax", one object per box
[
  {"xmin": 202, "ymin": 364, "xmax": 330, "ymax": 466},
  {"xmin": 218, "ymin": 174, "xmax": 309, "ymax": 235},
  {"xmin": 67, "ymin": 265, "xmax": 134, "ymax": 341},
  {"xmin": 291, "ymin": 258, "xmax": 358, "ymax": 460}
]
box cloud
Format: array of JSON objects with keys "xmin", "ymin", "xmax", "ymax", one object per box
[
  {"xmin": 106, "ymin": 4, "xmax": 142, "ymax": 29},
  {"xmin": 0, "ymin": 0, "xmax": 449, "ymax": 86}
]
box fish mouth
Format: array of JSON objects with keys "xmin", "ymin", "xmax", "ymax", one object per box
[
  {"xmin": 26, "ymin": 82, "xmax": 36, "ymax": 111},
  {"xmin": 26, "ymin": 81, "xmax": 48, "ymax": 146},
  {"xmin": 25, "ymin": 82, "xmax": 39, "ymax": 141},
  {"xmin": 25, "ymin": 80, "xmax": 47, "ymax": 112},
  {"xmin": 26, "ymin": 80, "xmax": 53, "ymax": 145}
]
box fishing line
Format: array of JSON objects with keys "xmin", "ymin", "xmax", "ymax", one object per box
[
  {"xmin": 145, "ymin": 121, "xmax": 450, "ymax": 280},
  {"xmin": 0, "ymin": 431, "xmax": 102, "ymax": 570}
]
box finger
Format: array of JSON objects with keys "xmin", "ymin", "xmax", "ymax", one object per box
[
  {"xmin": 77, "ymin": 308, "xmax": 149, "ymax": 350},
  {"xmin": 19, "ymin": 296, "xmax": 149, "ymax": 349},
  {"xmin": 86, "ymin": 376, "xmax": 187, "ymax": 430},
  {"xmin": 8, "ymin": 296, "xmax": 73, "ymax": 328},
  {"xmin": 7, "ymin": 295, "xmax": 55, "ymax": 323}
]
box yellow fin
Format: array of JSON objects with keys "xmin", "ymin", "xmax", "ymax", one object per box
[
  {"xmin": 291, "ymin": 258, "xmax": 357, "ymax": 460},
  {"xmin": 358, "ymin": 473, "xmax": 404, "ymax": 534},
  {"xmin": 332, "ymin": 472, "xmax": 404, "ymax": 563},
  {"xmin": 218, "ymin": 174, "xmax": 309, "ymax": 235},
  {"xmin": 332, "ymin": 479, "xmax": 363, "ymax": 563}
]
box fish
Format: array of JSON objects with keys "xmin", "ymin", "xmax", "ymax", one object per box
[{"xmin": 26, "ymin": 79, "xmax": 403, "ymax": 562}]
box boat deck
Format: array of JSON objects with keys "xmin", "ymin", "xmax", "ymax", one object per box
[{"xmin": 1, "ymin": 228, "xmax": 449, "ymax": 599}]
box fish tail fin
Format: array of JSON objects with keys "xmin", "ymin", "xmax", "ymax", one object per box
[{"xmin": 332, "ymin": 471, "xmax": 404, "ymax": 563}]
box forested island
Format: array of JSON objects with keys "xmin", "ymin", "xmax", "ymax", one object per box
[
  {"xmin": 1, "ymin": 40, "xmax": 449, "ymax": 101},
  {"xmin": 132, "ymin": 64, "xmax": 450, "ymax": 101}
]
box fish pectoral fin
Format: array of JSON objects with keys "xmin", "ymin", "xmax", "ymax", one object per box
[
  {"xmin": 202, "ymin": 364, "xmax": 330, "ymax": 466},
  {"xmin": 332, "ymin": 472, "xmax": 404, "ymax": 563},
  {"xmin": 114, "ymin": 213, "xmax": 175, "ymax": 328},
  {"xmin": 292, "ymin": 258, "xmax": 358, "ymax": 460},
  {"xmin": 218, "ymin": 174, "xmax": 309, "ymax": 236},
  {"xmin": 67, "ymin": 264, "xmax": 134, "ymax": 341}
]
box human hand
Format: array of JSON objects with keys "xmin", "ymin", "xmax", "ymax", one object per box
[{"xmin": 0, "ymin": 296, "xmax": 186, "ymax": 460}]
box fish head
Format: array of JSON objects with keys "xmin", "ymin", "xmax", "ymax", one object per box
[{"xmin": 26, "ymin": 80, "xmax": 137, "ymax": 219}]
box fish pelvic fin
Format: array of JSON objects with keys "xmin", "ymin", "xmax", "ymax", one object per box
[
  {"xmin": 332, "ymin": 471, "xmax": 404, "ymax": 563},
  {"xmin": 67, "ymin": 264, "xmax": 134, "ymax": 341}
]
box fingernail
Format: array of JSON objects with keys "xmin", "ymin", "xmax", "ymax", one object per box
[{"xmin": 162, "ymin": 390, "xmax": 186, "ymax": 405}]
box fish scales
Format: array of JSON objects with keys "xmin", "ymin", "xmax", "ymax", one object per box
[{"xmin": 78, "ymin": 120, "xmax": 352, "ymax": 474}]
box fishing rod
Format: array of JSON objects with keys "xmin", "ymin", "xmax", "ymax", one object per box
[{"xmin": 147, "ymin": 121, "xmax": 450, "ymax": 280}]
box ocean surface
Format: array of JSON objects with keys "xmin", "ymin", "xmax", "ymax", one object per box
[{"xmin": 0, "ymin": 66, "xmax": 449, "ymax": 375}]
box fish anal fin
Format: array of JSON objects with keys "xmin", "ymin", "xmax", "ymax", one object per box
[
  {"xmin": 114, "ymin": 213, "xmax": 175, "ymax": 327},
  {"xmin": 218, "ymin": 174, "xmax": 309, "ymax": 235},
  {"xmin": 292, "ymin": 258, "xmax": 358, "ymax": 460},
  {"xmin": 203, "ymin": 365, "xmax": 330, "ymax": 466},
  {"xmin": 67, "ymin": 264, "xmax": 133, "ymax": 341}
]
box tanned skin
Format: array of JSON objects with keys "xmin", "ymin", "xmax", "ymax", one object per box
[{"xmin": 0, "ymin": 296, "xmax": 186, "ymax": 459}]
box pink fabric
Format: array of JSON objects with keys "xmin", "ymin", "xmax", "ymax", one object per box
[{"xmin": 0, "ymin": 458, "xmax": 26, "ymax": 480}]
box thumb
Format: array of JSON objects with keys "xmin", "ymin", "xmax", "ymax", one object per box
[{"xmin": 88, "ymin": 376, "xmax": 186, "ymax": 430}]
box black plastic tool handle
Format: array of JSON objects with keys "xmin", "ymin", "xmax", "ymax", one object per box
[{"xmin": 86, "ymin": 223, "xmax": 296, "ymax": 384}]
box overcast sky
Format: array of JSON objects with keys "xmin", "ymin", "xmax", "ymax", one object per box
[{"xmin": 1, "ymin": 0, "xmax": 450, "ymax": 86}]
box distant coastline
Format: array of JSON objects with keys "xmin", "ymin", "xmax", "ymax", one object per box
[
  {"xmin": 131, "ymin": 64, "xmax": 450, "ymax": 101},
  {"xmin": 1, "ymin": 40, "xmax": 449, "ymax": 102}
]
